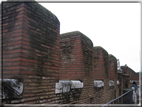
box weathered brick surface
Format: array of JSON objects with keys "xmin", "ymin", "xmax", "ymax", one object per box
[
  {"xmin": 120, "ymin": 66, "xmax": 130, "ymax": 88},
  {"xmin": 93, "ymin": 48, "xmax": 120, "ymax": 104},
  {"xmin": 118, "ymin": 71, "xmax": 124, "ymax": 96},
  {"xmin": 108, "ymin": 54, "xmax": 119, "ymax": 98},
  {"xmin": 59, "ymin": 31, "xmax": 94, "ymax": 104},
  {"xmin": 93, "ymin": 47, "xmax": 117, "ymax": 104},
  {"xmin": 121, "ymin": 66, "xmax": 139, "ymax": 86},
  {"xmin": 121, "ymin": 66, "xmax": 129, "ymax": 74},
  {"xmin": 92, "ymin": 46, "xmax": 109, "ymax": 104},
  {"xmin": 60, "ymin": 31, "xmax": 93, "ymax": 80},
  {"xmin": 93, "ymin": 46, "xmax": 109, "ymax": 80},
  {"xmin": 2, "ymin": 2, "xmax": 24, "ymax": 79},
  {"xmin": 128, "ymin": 67, "xmax": 139, "ymax": 83},
  {"xmin": 2, "ymin": 1, "xmax": 139, "ymax": 105},
  {"xmin": 108, "ymin": 55, "xmax": 117, "ymax": 80},
  {"xmin": 2, "ymin": 1, "xmax": 60, "ymax": 104}
]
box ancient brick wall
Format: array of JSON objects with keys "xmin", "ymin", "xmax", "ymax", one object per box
[
  {"xmin": 93, "ymin": 46, "xmax": 117, "ymax": 104},
  {"xmin": 2, "ymin": 2, "xmax": 23, "ymax": 79},
  {"xmin": 79, "ymin": 32, "xmax": 94, "ymax": 104},
  {"xmin": 93, "ymin": 46, "xmax": 108, "ymax": 103},
  {"xmin": 2, "ymin": 1, "xmax": 60, "ymax": 104},
  {"xmin": 2, "ymin": 1, "xmax": 136, "ymax": 105},
  {"xmin": 129, "ymin": 68, "xmax": 139, "ymax": 81},
  {"xmin": 93, "ymin": 79, "xmax": 116, "ymax": 104},
  {"xmin": 93, "ymin": 47, "xmax": 109, "ymax": 80},
  {"xmin": 93, "ymin": 48, "xmax": 120, "ymax": 104},
  {"xmin": 127, "ymin": 67, "xmax": 139, "ymax": 85},
  {"xmin": 108, "ymin": 55, "xmax": 117, "ymax": 80},
  {"xmin": 108, "ymin": 54, "xmax": 119, "ymax": 98},
  {"xmin": 118, "ymin": 71, "xmax": 124, "ymax": 96},
  {"xmin": 59, "ymin": 31, "xmax": 94, "ymax": 104},
  {"xmin": 60, "ymin": 31, "xmax": 84, "ymax": 80},
  {"xmin": 121, "ymin": 66, "xmax": 139, "ymax": 86},
  {"xmin": 121, "ymin": 66, "xmax": 129, "ymax": 74},
  {"xmin": 121, "ymin": 66, "xmax": 130, "ymax": 88},
  {"xmin": 124, "ymin": 75, "xmax": 130, "ymax": 88}
]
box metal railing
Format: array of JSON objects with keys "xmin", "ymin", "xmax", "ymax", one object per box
[{"xmin": 102, "ymin": 89, "xmax": 133, "ymax": 107}]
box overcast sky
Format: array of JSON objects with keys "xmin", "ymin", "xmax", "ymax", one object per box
[
  {"xmin": 39, "ymin": 2, "xmax": 140, "ymax": 73},
  {"xmin": 1, "ymin": 1, "xmax": 141, "ymax": 73}
]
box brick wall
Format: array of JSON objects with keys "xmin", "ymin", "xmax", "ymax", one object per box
[
  {"xmin": 121, "ymin": 66, "xmax": 139, "ymax": 86},
  {"xmin": 108, "ymin": 55, "xmax": 117, "ymax": 80},
  {"xmin": 122, "ymin": 66, "xmax": 139, "ymax": 86},
  {"xmin": 2, "ymin": 1, "xmax": 60, "ymax": 104},
  {"xmin": 3, "ymin": 2, "xmax": 23, "ymax": 79},
  {"xmin": 2, "ymin": 1, "xmax": 137, "ymax": 105},
  {"xmin": 93, "ymin": 46, "xmax": 108, "ymax": 80},
  {"xmin": 93, "ymin": 48, "xmax": 120, "ymax": 104},
  {"xmin": 108, "ymin": 54, "xmax": 119, "ymax": 98},
  {"xmin": 60, "ymin": 31, "xmax": 93, "ymax": 80},
  {"xmin": 60, "ymin": 31, "xmax": 85, "ymax": 80},
  {"xmin": 124, "ymin": 75, "xmax": 130, "ymax": 88},
  {"xmin": 118, "ymin": 71, "xmax": 124, "ymax": 96},
  {"xmin": 93, "ymin": 46, "xmax": 116, "ymax": 104},
  {"xmin": 121, "ymin": 66, "xmax": 129, "ymax": 74},
  {"xmin": 93, "ymin": 46, "xmax": 107, "ymax": 104},
  {"xmin": 59, "ymin": 31, "xmax": 94, "ymax": 104},
  {"xmin": 129, "ymin": 67, "xmax": 139, "ymax": 81}
]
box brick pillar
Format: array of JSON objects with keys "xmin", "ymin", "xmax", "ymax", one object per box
[
  {"xmin": 123, "ymin": 74, "xmax": 130, "ymax": 89},
  {"xmin": 108, "ymin": 54, "xmax": 117, "ymax": 80},
  {"xmin": 93, "ymin": 46, "xmax": 109, "ymax": 80},
  {"xmin": 60, "ymin": 31, "xmax": 93, "ymax": 80},
  {"xmin": 60, "ymin": 31, "xmax": 94, "ymax": 104},
  {"xmin": 2, "ymin": 1, "xmax": 60, "ymax": 104},
  {"xmin": 118, "ymin": 71, "xmax": 124, "ymax": 96},
  {"xmin": 121, "ymin": 66, "xmax": 130, "ymax": 88},
  {"xmin": 93, "ymin": 46, "xmax": 110, "ymax": 104},
  {"xmin": 108, "ymin": 54, "xmax": 119, "ymax": 99},
  {"xmin": 60, "ymin": 31, "xmax": 83, "ymax": 80}
]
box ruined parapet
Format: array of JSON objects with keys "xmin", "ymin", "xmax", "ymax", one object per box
[
  {"xmin": 93, "ymin": 46, "xmax": 111, "ymax": 104},
  {"xmin": 60, "ymin": 31, "xmax": 93, "ymax": 80},
  {"xmin": 121, "ymin": 65, "xmax": 129, "ymax": 74},
  {"xmin": 2, "ymin": 1, "xmax": 60, "ymax": 104},
  {"xmin": 128, "ymin": 67, "xmax": 139, "ymax": 84},
  {"xmin": 108, "ymin": 54, "xmax": 119, "ymax": 99},
  {"xmin": 59, "ymin": 31, "xmax": 94, "ymax": 104},
  {"xmin": 93, "ymin": 46, "xmax": 109, "ymax": 80},
  {"xmin": 121, "ymin": 66, "xmax": 139, "ymax": 86},
  {"xmin": 108, "ymin": 54, "xmax": 117, "ymax": 80},
  {"xmin": 117, "ymin": 70, "xmax": 124, "ymax": 96}
]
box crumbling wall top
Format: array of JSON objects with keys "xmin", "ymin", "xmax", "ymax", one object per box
[
  {"xmin": 3, "ymin": 1, "xmax": 60, "ymax": 24},
  {"xmin": 60, "ymin": 31, "xmax": 93, "ymax": 45},
  {"xmin": 93, "ymin": 46, "xmax": 108, "ymax": 54}
]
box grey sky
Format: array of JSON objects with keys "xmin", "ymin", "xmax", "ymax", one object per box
[{"xmin": 39, "ymin": 3, "xmax": 140, "ymax": 73}]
